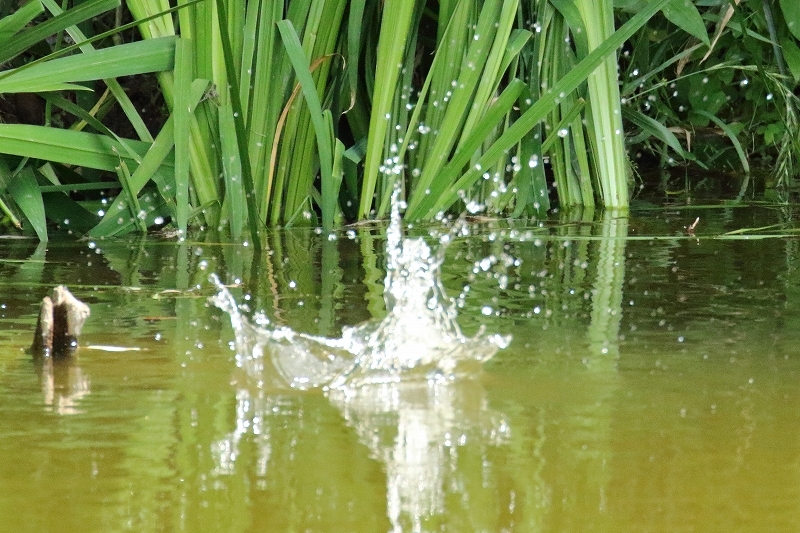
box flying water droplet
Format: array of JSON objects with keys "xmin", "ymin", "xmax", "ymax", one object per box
[{"xmin": 212, "ymin": 188, "xmax": 510, "ymax": 390}]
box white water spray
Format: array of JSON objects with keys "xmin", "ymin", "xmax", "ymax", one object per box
[{"xmin": 212, "ymin": 189, "xmax": 510, "ymax": 390}]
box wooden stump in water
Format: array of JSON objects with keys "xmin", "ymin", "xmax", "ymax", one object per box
[{"xmin": 31, "ymin": 286, "xmax": 90, "ymax": 359}]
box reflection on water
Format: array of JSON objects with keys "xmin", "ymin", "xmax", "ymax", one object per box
[
  {"xmin": 36, "ymin": 358, "xmax": 90, "ymax": 415},
  {"xmin": 327, "ymin": 379, "xmax": 509, "ymax": 533},
  {"xmin": 211, "ymin": 377, "xmax": 511, "ymax": 533}
]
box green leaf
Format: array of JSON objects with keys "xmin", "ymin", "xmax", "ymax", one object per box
[
  {"xmin": 40, "ymin": 0, "xmax": 153, "ymax": 142},
  {"xmin": 0, "ymin": 37, "xmax": 176, "ymax": 94},
  {"xmin": 41, "ymin": 192, "xmax": 97, "ymax": 233},
  {"xmin": 219, "ymin": 103, "xmax": 246, "ymax": 242},
  {"xmin": 0, "ymin": 0, "xmax": 119, "ymax": 65},
  {"xmin": 695, "ymin": 109, "xmax": 749, "ymax": 173},
  {"xmin": 0, "ymin": 124, "xmax": 168, "ymax": 172},
  {"xmin": 662, "ymin": 0, "xmax": 709, "ymax": 45},
  {"xmin": 780, "ymin": 36, "xmax": 800, "ymax": 81},
  {"xmin": 360, "ymin": 0, "xmax": 417, "ymax": 218},
  {"xmin": 8, "ymin": 168, "xmax": 47, "ymax": 241},
  {"xmin": 623, "ymin": 107, "xmax": 691, "ymax": 159},
  {"xmin": 215, "ymin": 0, "xmax": 261, "ymax": 244},
  {"xmin": 173, "ymin": 37, "xmax": 192, "ymax": 237},
  {"xmin": 410, "ymin": 0, "xmax": 672, "ymax": 219},
  {"xmin": 781, "ymin": 0, "xmax": 800, "ymax": 41},
  {"xmin": 278, "ymin": 19, "xmax": 336, "ymax": 232},
  {"xmin": 0, "ymin": 0, "xmax": 44, "ymax": 45}
]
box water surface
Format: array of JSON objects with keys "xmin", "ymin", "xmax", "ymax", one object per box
[{"xmin": 2, "ymin": 205, "xmax": 800, "ymax": 532}]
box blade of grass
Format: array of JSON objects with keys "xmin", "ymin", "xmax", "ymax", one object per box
[
  {"xmin": 0, "ymin": 0, "xmax": 45, "ymax": 44},
  {"xmin": 359, "ymin": 0, "xmax": 416, "ymax": 219},
  {"xmin": 0, "ymin": 37, "xmax": 177, "ymax": 93},
  {"xmin": 114, "ymin": 160, "xmax": 147, "ymax": 233},
  {"xmin": 278, "ymin": 19, "xmax": 337, "ymax": 232},
  {"xmin": 0, "ymin": 124, "xmax": 168, "ymax": 172},
  {"xmin": 215, "ymin": 0, "xmax": 261, "ymax": 245},
  {"xmin": 219, "ymin": 103, "xmax": 246, "ymax": 241},
  {"xmin": 41, "ymin": 0, "xmax": 153, "ymax": 142},
  {"xmin": 0, "ymin": 0, "xmax": 118, "ymax": 65},
  {"xmin": 695, "ymin": 109, "xmax": 750, "ymax": 173},
  {"xmin": 406, "ymin": 77, "xmax": 525, "ymax": 219},
  {"xmin": 622, "ymin": 107, "xmax": 694, "ymax": 160},
  {"xmin": 174, "ymin": 37, "xmax": 192, "ymax": 237},
  {"xmin": 8, "ymin": 167, "xmax": 47, "ymax": 241}
]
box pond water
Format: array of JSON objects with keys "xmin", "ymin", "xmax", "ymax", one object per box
[{"xmin": 2, "ymin": 204, "xmax": 800, "ymax": 532}]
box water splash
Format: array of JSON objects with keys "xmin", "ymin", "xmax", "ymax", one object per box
[{"xmin": 212, "ymin": 190, "xmax": 510, "ymax": 390}]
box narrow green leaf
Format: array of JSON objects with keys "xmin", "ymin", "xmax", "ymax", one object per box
[
  {"xmin": 41, "ymin": 0, "xmax": 154, "ymax": 142},
  {"xmin": 219, "ymin": 103, "xmax": 246, "ymax": 242},
  {"xmin": 0, "ymin": 124, "xmax": 168, "ymax": 172},
  {"xmin": 91, "ymin": 78, "xmax": 209, "ymax": 239},
  {"xmin": 662, "ymin": 0, "xmax": 709, "ymax": 45},
  {"xmin": 216, "ymin": 0, "xmax": 261, "ymax": 245},
  {"xmin": 360, "ymin": 0, "xmax": 416, "ymax": 218},
  {"xmin": 114, "ymin": 160, "xmax": 147, "ymax": 233},
  {"xmin": 0, "ymin": 0, "xmax": 119, "ymax": 65},
  {"xmin": 407, "ymin": 79, "xmax": 525, "ymax": 218},
  {"xmin": 278, "ymin": 19, "xmax": 336, "ymax": 232},
  {"xmin": 411, "ymin": 0, "xmax": 672, "ymax": 219},
  {"xmin": 780, "ymin": 0, "xmax": 800, "ymax": 41},
  {"xmin": 695, "ymin": 110, "xmax": 750, "ymax": 174},
  {"xmin": 780, "ymin": 36, "xmax": 800, "ymax": 81},
  {"xmin": 0, "ymin": 0, "xmax": 44, "ymax": 44},
  {"xmin": 0, "ymin": 37, "xmax": 176, "ymax": 94},
  {"xmin": 173, "ymin": 37, "xmax": 192, "ymax": 237},
  {"xmin": 41, "ymin": 192, "xmax": 97, "ymax": 233},
  {"xmin": 622, "ymin": 107, "xmax": 690, "ymax": 158},
  {"xmin": 8, "ymin": 168, "xmax": 47, "ymax": 241}
]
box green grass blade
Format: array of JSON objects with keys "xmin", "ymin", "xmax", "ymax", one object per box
[
  {"xmin": 577, "ymin": 0, "xmax": 629, "ymax": 207},
  {"xmin": 695, "ymin": 109, "xmax": 750, "ymax": 173},
  {"xmin": 219, "ymin": 103, "xmax": 246, "ymax": 241},
  {"xmin": 8, "ymin": 167, "xmax": 47, "ymax": 241},
  {"xmin": 277, "ymin": 19, "xmax": 336, "ymax": 231},
  {"xmin": 0, "ymin": 124, "xmax": 166, "ymax": 171},
  {"xmin": 0, "ymin": 37, "xmax": 177, "ymax": 93},
  {"xmin": 0, "ymin": 0, "xmax": 119, "ymax": 65},
  {"xmin": 622, "ymin": 107, "xmax": 693, "ymax": 159},
  {"xmin": 247, "ymin": 1, "xmax": 282, "ymax": 217},
  {"xmin": 41, "ymin": 192, "xmax": 97, "ymax": 233},
  {"xmin": 40, "ymin": 0, "xmax": 153, "ymax": 142},
  {"xmin": 359, "ymin": 0, "xmax": 416, "ymax": 219},
  {"xmin": 173, "ymin": 37, "xmax": 192, "ymax": 237},
  {"xmin": 114, "ymin": 160, "xmax": 147, "ymax": 233},
  {"xmin": 662, "ymin": 0, "xmax": 710, "ymax": 45},
  {"xmin": 406, "ymin": 78, "xmax": 525, "ymax": 219},
  {"xmin": 216, "ymin": 0, "xmax": 261, "ymax": 245},
  {"xmin": 0, "ymin": 1, "xmax": 44, "ymax": 44}
]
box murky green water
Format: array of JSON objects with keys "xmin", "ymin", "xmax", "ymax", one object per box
[{"xmin": 3, "ymin": 205, "xmax": 800, "ymax": 532}]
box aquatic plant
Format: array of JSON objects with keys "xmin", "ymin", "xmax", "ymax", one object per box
[{"xmin": 3, "ymin": 0, "xmax": 799, "ymax": 241}]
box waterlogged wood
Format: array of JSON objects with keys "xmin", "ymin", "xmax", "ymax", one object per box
[{"xmin": 31, "ymin": 286, "xmax": 90, "ymax": 359}]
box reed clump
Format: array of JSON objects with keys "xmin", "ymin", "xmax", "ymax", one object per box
[{"xmin": 0, "ymin": 0, "xmax": 796, "ymax": 241}]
